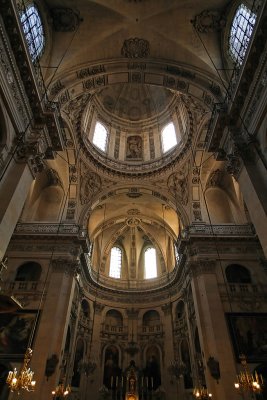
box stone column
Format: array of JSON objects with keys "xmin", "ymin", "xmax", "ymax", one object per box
[
  {"xmin": 24, "ymin": 259, "xmax": 76, "ymax": 400},
  {"xmin": 226, "ymin": 141, "xmax": 267, "ymax": 257},
  {"xmin": 0, "ymin": 161, "xmax": 33, "ymax": 260},
  {"xmin": 161, "ymin": 303, "xmax": 179, "ymax": 400},
  {"xmin": 0, "ymin": 140, "xmax": 44, "ymax": 260},
  {"xmin": 87, "ymin": 301, "xmax": 104, "ymax": 397},
  {"xmin": 189, "ymin": 260, "xmax": 238, "ymax": 400}
]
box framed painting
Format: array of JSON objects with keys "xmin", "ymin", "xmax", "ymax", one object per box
[
  {"xmin": 226, "ymin": 313, "xmax": 267, "ymax": 362},
  {"xmin": 0, "ymin": 310, "xmax": 39, "ymax": 359}
]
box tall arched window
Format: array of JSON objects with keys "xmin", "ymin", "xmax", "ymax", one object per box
[
  {"xmin": 20, "ymin": 4, "xmax": 45, "ymax": 61},
  {"xmin": 144, "ymin": 247, "xmax": 157, "ymax": 279},
  {"xmin": 109, "ymin": 247, "xmax": 122, "ymax": 279},
  {"xmin": 161, "ymin": 122, "xmax": 177, "ymax": 153},
  {"xmin": 93, "ymin": 121, "xmax": 108, "ymax": 152},
  {"xmin": 229, "ymin": 4, "xmax": 256, "ymax": 65}
]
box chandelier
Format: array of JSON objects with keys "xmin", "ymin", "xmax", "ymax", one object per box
[
  {"xmin": 234, "ymin": 354, "xmax": 263, "ymax": 394},
  {"xmin": 6, "ymin": 348, "xmax": 36, "ymax": 393},
  {"xmin": 52, "ymin": 383, "xmax": 71, "ymax": 398},
  {"xmin": 193, "ymin": 387, "xmax": 212, "ymax": 399}
]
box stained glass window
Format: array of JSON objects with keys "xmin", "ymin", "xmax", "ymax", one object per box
[
  {"xmin": 20, "ymin": 4, "xmax": 45, "ymax": 61},
  {"xmin": 229, "ymin": 4, "xmax": 256, "ymax": 65}
]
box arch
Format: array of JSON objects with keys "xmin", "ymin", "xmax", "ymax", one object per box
[
  {"xmin": 105, "ymin": 309, "xmax": 123, "ymax": 327},
  {"xmin": 180, "ymin": 339, "xmax": 193, "ymax": 389},
  {"xmin": 103, "ymin": 344, "xmax": 121, "ymax": 389},
  {"xmin": 225, "ymin": 264, "xmax": 251, "ymax": 283},
  {"xmin": 143, "ymin": 310, "xmax": 160, "ymax": 326},
  {"xmin": 15, "ymin": 261, "xmax": 42, "ymax": 281},
  {"xmin": 81, "ymin": 299, "xmax": 90, "ymax": 318},
  {"xmin": 176, "ymin": 300, "xmax": 185, "ymax": 320},
  {"xmin": 144, "ymin": 345, "xmax": 161, "ymax": 390},
  {"xmin": 23, "ymin": 168, "xmax": 65, "ymax": 222},
  {"xmin": 205, "ymin": 187, "xmax": 235, "ymax": 223},
  {"xmin": 71, "ymin": 338, "xmax": 84, "ymax": 387}
]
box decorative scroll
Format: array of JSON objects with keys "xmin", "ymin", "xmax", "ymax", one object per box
[
  {"xmin": 121, "ymin": 38, "xmax": 150, "ymax": 58},
  {"xmin": 80, "ymin": 171, "xmax": 102, "ymax": 205}
]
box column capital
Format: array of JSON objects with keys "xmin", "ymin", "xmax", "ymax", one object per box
[
  {"xmin": 52, "ymin": 258, "xmax": 80, "ymax": 276},
  {"xmin": 161, "ymin": 302, "xmax": 172, "ymax": 316},
  {"xmin": 15, "ymin": 139, "xmax": 45, "ymax": 176}
]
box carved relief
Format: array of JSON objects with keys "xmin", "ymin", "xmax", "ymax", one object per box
[
  {"xmin": 191, "ymin": 10, "xmax": 226, "ymax": 33},
  {"xmin": 167, "ymin": 166, "xmax": 189, "ymax": 205},
  {"xmin": 80, "ymin": 171, "xmax": 102, "ymax": 205},
  {"xmin": 121, "ymin": 38, "xmax": 150, "ymax": 58},
  {"xmin": 226, "ymin": 153, "xmax": 243, "ymax": 178},
  {"xmin": 50, "ymin": 8, "xmax": 83, "ymax": 32},
  {"xmin": 15, "ymin": 141, "xmax": 45, "ymax": 175}
]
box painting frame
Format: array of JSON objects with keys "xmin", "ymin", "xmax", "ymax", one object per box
[
  {"xmin": 226, "ymin": 313, "xmax": 267, "ymax": 363},
  {"xmin": 0, "ymin": 310, "xmax": 39, "ymax": 360}
]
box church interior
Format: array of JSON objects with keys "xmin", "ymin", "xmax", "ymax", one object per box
[{"xmin": 0, "ymin": 0, "xmax": 267, "ymax": 399}]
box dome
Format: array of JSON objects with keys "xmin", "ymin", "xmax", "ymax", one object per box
[
  {"xmin": 88, "ymin": 192, "xmax": 180, "ymax": 291},
  {"xmin": 95, "ymin": 83, "xmax": 176, "ymax": 122},
  {"xmin": 82, "ymin": 84, "xmax": 190, "ymax": 177}
]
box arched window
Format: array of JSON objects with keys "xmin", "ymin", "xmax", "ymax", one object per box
[
  {"xmin": 109, "ymin": 247, "xmax": 122, "ymax": 279},
  {"xmin": 161, "ymin": 122, "xmax": 177, "ymax": 153},
  {"xmin": 229, "ymin": 4, "xmax": 256, "ymax": 65},
  {"xmin": 20, "ymin": 4, "xmax": 45, "ymax": 61},
  {"xmin": 144, "ymin": 247, "xmax": 157, "ymax": 279},
  {"xmin": 225, "ymin": 264, "xmax": 251, "ymax": 283},
  {"xmin": 15, "ymin": 262, "xmax": 42, "ymax": 281},
  {"xmin": 93, "ymin": 121, "xmax": 108, "ymax": 152}
]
